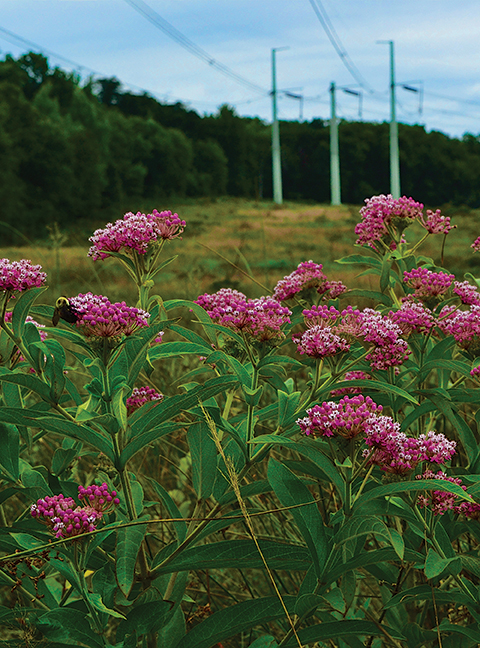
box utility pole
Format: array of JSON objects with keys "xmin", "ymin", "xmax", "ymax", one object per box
[
  {"xmin": 329, "ymin": 82, "xmax": 341, "ymax": 205},
  {"xmin": 271, "ymin": 47, "xmax": 288, "ymax": 204},
  {"xmin": 378, "ymin": 40, "xmax": 400, "ymax": 198}
]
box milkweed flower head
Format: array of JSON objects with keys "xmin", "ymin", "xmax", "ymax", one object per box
[
  {"xmin": 354, "ymin": 194, "xmax": 424, "ymax": 249},
  {"xmin": 438, "ymin": 304, "xmax": 480, "ymax": 356},
  {"xmin": 416, "ymin": 470, "xmax": 466, "ymax": 516},
  {"xmin": 364, "ymin": 422, "xmax": 456, "ymax": 474},
  {"xmin": 403, "ymin": 267, "xmax": 454, "ymax": 303},
  {"xmin": 303, "ymin": 304, "xmax": 340, "ymax": 328},
  {"xmin": 388, "ymin": 300, "xmax": 435, "ymax": 336},
  {"xmin": 453, "ymin": 280, "xmax": 480, "ymax": 306},
  {"xmin": 297, "ymin": 394, "xmax": 382, "ymax": 439},
  {"xmin": 31, "ymin": 484, "xmax": 119, "ymax": 539},
  {"xmin": 195, "ymin": 289, "xmax": 291, "ymax": 342},
  {"xmin": 471, "ymin": 236, "xmax": 480, "ymax": 252},
  {"xmin": 88, "ymin": 209, "xmax": 186, "ymax": 260},
  {"xmin": 358, "ymin": 308, "xmax": 411, "ymax": 370},
  {"xmin": 418, "ymin": 209, "xmax": 455, "ymax": 235},
  {"xmin": 68, "ymin": 293, "xmax": 150, "ymax": 338},
  {"xmin": 273, "ymin": 261, "xmax": 327, "ymax": 301},
  {"xmin": 0, "ymin": 258, "xmax": 47, "ymax": 295},
  {"xmin": 126, "ymin": 386, "xmax": 163, "ymax": 416},
  {"xmin": 293, "ymin": 325, "xmax": 350, "ymax": 359}
]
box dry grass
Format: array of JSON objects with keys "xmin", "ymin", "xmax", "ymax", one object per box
[{"xmin": 1, "ymin": 199, "xmax": 477, "ymax": 310}]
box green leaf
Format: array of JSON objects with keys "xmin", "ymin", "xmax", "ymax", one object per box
[
  {"xmin": 173, "ymin": 595, "xmax": 296, "ymax": 648},
  {"xmin": 334, "ymin": 516, "xmax": 404, "ymax": 560},
  {"xmin": 317, "ymin": 379, "xmax": 419, "ymax": 405},
  {"xmin": 116, "ymin": 517, "xmax": 148, "ymax": 597},
  {"xmin": 424, "ymin": 550, "xmax": 460, "ymax": 579},
  {"xmin": 122, "ymin": 376, "xmax": 238, "ymax": 467},
  {"xmin": 148, "ymin": 341, "xmax": 213, "ymax": 361},
  {"xmin": 87, "ymin": 591, "xmax": 126, "ymax": 619},
  {"xmin": 35, "ymin": 608, "xmax": 104, "ymax": 647},
  {"xmin": 152, "ymin": 540, "xmax": 312, "ymax": 574},
  {"xmin": 287, "ymin": 620, "xmax": 405, "ymax": 646},
  {"xmin": 0, "ymin": 422, "xmax": 19, "ymax": 481},
  {"xmin": 146, "ymin": 477, "xmax": 187, "ymax": 543},
  {"xmin": 0, "ymin": 409, "xmax": 114, "ymax": 460},
  {"xmin": 116, "ymin": 599, "xmax": 173, "ymax": 641},
  {"xmin": 276, "ymin": 390, "xmax": 301, "ymax": 430},
  {"xmin": 267, "ymin": 458, "xmax": 329, "ymax": 579},
  {"xmin": 187, "ymin": 421, "xmax": 218, "ymax": 499},
  {"xmin": 248, "ymin": 636, "xmax": 278, "ymax": 648},
  {"xmin": 335, "ymin": 254, "xmax": 382, "ymax": 267},
  {"xmin": 384, "ymin": 584, "xmax": 472, "ymax": 609},
  {"xmin": 437, "ymin": 621, "xmax": 480, "ymax": 642},
  {"xmin": 11, "ymin": 286, "xmax": 49, "ymax": 339},
  {"xmin": 0, "ymin": 370, "xmax": 52, "ymax": 402},
  {"xmin": 252, "ymin": 436, "xmax": 344, "ymax": 498},
  {"xmin": 354, "ymin": 479, "xmax": 472, "ymax": 512}
]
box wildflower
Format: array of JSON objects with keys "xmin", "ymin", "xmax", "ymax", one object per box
[
  {"xmin": 416, "ymin": 470, "xmax": 466, "ymax": 516},
  {"xmin": 359, "ymin": 308, "xmax": 410, "ymax": 370},
  {"xmin": 31, "ymin": 484, "xmax": 119, "ymax": 539},
  {"xmin": 68, "ymin": 293, "xmax": 150, "ymax": 338},
  {"xmin": 318, "ymin": 280, "xmax": 348, "ymax": 300},
  {"xmin": 403, "ymin": 267, "xmax": 454, "ymax": 302},
  {"xmin": 418, "ymin": 209, "xmax": 455, "ymax": 235},
  {"xmin": 273, "ymin": 261, "xmax": 327, "ymax": 301},
  {"xmin": 0, "ymin": 258, "xmax": 47, "ymax": 294},
  {"xmin": 195, "ymin": 290, "xmax": 291, "ymax": 342},
  {"xmin": 88, "ymin": 210, "xmax": 186, "ymax": 260},
  {"xmin": 303, "ymin": 304, "xmax": 340, "ymax": 328},
  {"xmin": 364, "ymin": 422, "xmax": 456, "ymax": 474},
  {"xmin": 438, "ymin": 304, "xmax": 480, "ymax": 356},
  {"xmin": 126, "ymin": 386, "xmax": 163, "ymax": 416},
  {"xmin": 354, "ymin": 194, "xmax": 423, "ymax": 249},
  {"xmin": 293, "ymin": 325, "xmax": 349, "ymax": 359},
  {"xmin": 453, "ymin": 280, "xmax": 480, "ymax": 306},
  {"xmin": 471, "ymin": 236, "xmax": 480, "ymax": 252},
  {"xmin": 470, "ymin": 366, "xmax": 480, "ymax": 379},
  {"xmin": 388, "ymin": 300, "xmax": 434, "ymax": 336},
  {"xmin": 297, "ymin": 394, "xmax": 382, "ymax": 439}
]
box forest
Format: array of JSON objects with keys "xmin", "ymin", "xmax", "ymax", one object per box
[{"xmin": 1, "ymin": 51, "xmax": 480, "ymax": 241}]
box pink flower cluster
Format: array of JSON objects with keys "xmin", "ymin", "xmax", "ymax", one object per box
[
  {"xmin": 273, "ymin": 261, "xmax": 327, "ymax": 301},
  {"xmin": 417, "ymin": 470, "xmax": 468, "ymax": 516},
  {"xmin": 418, "ymin": 209, "xmax": 455, "ymax": 235},
  {"xmin": 438, "ymin": 304, "xmax": 480, "ymax": 355},
  {"xmin": 0, "ymin": 258, "xmax": 47, "ymax": 294},
  {"xmin": 354, "ymin": 195, "xmax": 424, "ymax": 248},
  {"xmin": 31, "ymin": 484, "xmax": 119, "ymax": 539},
  {"xmin": 88, "ymin": 209, "xmax": 186, "ymax": 260},
  {"xmin": 403, "ymin": 267, "xmax": 454, "ymax": 301},
  {"xmin": 296, "ymin": 305, "xmax": 410, "ymax": 370},
  {"xmin": 471, "ymin": 236, "xmax": 480, "ymax": 252},
  {"xmin": 453, "ymin": 280, "xmax": 480, "ymax": 306},
  {"xmin": 195, "ymin": 289, "xmax": 291, "ymax": 342},
  {"xmin": 68, "ymin": 293, "xmax": 150, "ymax": 338},
  {"xmin": 297, "ymin": 395, "xmax": 383, "ymax": 439},
  {"xmin": 359, "ymin": 308, "xmax": 410, "ymax": 370},
  {"xmin": 293, "ymin": 325, "xmax": 350, "ymax": 359},
  {"xmin": 388, "ymin": 300, "xmax": 434, "ymax": 336},
  {"xmin": 126, "ymin": 386, "xmax": 163, "ymax": 416},
  {"xmin": 364, "ymin": 423, "xmax": 456, "ymax": 474}
]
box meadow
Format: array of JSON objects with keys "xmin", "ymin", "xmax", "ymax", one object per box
[{"xmin": 2, "ymin": 197, "xmax": 480, "ymax": 648}]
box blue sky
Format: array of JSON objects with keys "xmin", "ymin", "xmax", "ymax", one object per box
[{"xmin": 2, "ymin": 0, "xmax": 480, "ymax": 139}]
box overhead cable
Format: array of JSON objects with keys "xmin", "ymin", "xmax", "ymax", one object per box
[
  {"xmin": 122, "ymin": 0, "xmax": 268, "ymax": 96},
  {"xmin": 307, "ymin": 0, "xmax": 372, "ymax": 92}
]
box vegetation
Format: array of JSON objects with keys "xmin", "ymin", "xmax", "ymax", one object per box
[
  {"xmin": 0, "ymin": 196, "xmax": 480, "ymax": 647},
  {"xmin": 2, "ymin": 52, "xmax": 480, "ymax": 242}
]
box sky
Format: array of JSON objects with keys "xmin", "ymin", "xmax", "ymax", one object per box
[{"xmin": 1, "ymin": 0, "xmax": 480, "ymax": 139}]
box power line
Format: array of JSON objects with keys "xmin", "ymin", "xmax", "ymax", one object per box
[
  {"xmin": 307, "ymin": 0, "xmax": 372, "ymax": 92},
  {"xmin": 121, "ymin": 0, "xmax": 268, "ymax": 96}
]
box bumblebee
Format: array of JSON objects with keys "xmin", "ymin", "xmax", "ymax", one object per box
[{"xmin": 52, "ymin": 297, "xmax": 79, "ymax": 326}]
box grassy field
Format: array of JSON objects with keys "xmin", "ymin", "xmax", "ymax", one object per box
[{"xmin": 1, "ymin": 198, "xmax": 480, "ymax": 308}]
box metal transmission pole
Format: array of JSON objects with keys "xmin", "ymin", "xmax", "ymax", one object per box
[
  {"xmin": 329, "ymin": 82, "xmax": 341, "ymax": 205},
  {"xmin": 378, "ymin": 40, "xmax": 400, "ymax": 198},
  {"xmin": 271, "ymin": 47, "xmax": 288, "ymax": 204}
]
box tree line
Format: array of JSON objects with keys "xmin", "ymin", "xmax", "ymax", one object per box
[{"xmin": 1, "ymin": 52, "xmax": 480, "ymax": 240}]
